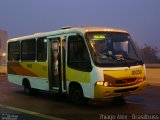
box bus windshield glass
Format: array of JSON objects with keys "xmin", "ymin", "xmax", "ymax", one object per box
[{"xmin": 85, "ymin": 32, "xmax": 143, "ymax": 67}]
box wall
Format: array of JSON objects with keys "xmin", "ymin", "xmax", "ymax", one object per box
[
  {"xmin": 0, "ymin": 65, "xmax": 7, "ymax": 74},
  {"xmin": 0, "ymin": 30, "xmax": 8, "ymax": 65}
]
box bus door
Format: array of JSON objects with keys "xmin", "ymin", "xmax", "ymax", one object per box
[{"xmin": 48, "ymin": 37, "xmax": 62, "ymax": 92}]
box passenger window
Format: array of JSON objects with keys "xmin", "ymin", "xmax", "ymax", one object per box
[
  {"xmin": 21, "ymin": 39, "xmax": 36, "ymax": 61},
  {"xmin": 68, "ymin": 35, "xmax": 92, "ymax": 71},
  {"xmin": 8, "ymin": 41, "xmax": 20, "ymax": 61},
  {"xmin": 37, "ymin": 37, "xmax": 47, "ymax": 62}
]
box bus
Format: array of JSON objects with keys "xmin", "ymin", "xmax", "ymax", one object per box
[{"xmin": 7, "ymin": 26, "xmax": 148, "ymax": 104}]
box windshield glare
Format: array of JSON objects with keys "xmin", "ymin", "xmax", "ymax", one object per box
[{"xmin": 86, "ymin": 32, "xmax": 143, "ymax": 67}]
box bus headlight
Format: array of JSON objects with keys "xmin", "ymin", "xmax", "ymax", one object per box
[
  {"xmin": 96, "ymin": 81, "xmax": 109, "ymax": 87},
  {"xmin": 104, "ymin": 82, "xmax": 109, "ymax": 87}
]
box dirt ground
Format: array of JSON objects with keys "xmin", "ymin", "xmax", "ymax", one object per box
[{"xmin": 146, "ymin": 68, "xmax": 160, "ymax": 85}]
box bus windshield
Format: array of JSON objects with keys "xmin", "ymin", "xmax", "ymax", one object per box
[{"xmin": 86, "ymin": 32, "xmax": 144, "ymax": 67}]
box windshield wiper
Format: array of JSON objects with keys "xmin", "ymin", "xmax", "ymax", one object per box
[
  {"xmin": 115, "ymin": 54, "xmax": 131, "ymax": 68},
  {"xmin": 126, "ymin": 57, "xmax": 144, "ymax": 65},
  {"xmin": 99, "ymin": 52, "xmax": 131, "ymax": 68},
  {"xmin": 104, "ymin": 53, "xmax": 131, "ymax": 68}
]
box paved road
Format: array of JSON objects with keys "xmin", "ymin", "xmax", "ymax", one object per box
[{"xmin": 0, "ymin": 69, "xmax": 160, "ymax": 120}]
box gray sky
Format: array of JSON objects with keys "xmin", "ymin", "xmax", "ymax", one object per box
[{"xmin": 0, "ymin": 0, "xmax": 160, "ymax": 49}]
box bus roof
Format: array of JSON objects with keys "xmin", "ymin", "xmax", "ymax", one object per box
[{"xmin": 8, "ymin": 26, "xmax": 128, "ymax": 42}]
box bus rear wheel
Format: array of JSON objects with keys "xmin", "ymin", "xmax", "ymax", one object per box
[
  {"xmin": 69, "ymin": 84, "xmax": 87, "ymax": 105},
  {"xmin": 23, "ymin": 80, "xmax": 32, "ymax": 95}
]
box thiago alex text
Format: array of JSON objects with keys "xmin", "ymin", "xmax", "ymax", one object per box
[{"xmin": 99, "ymin": 114, "xmax": 160, "ymax": 120}]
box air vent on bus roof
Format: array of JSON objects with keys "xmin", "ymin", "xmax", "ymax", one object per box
[
  {"xmin": 33, "ymin": 32, "xmax": 45, "ymax": 35},
  {"xmin": 61, "ymin": 26, "xmax": 72, "ymax": 29}
]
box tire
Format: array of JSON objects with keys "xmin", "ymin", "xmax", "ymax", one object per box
[
  {"xmin": 23, "ymin": 81, "xmax": 32, "ymax": 95},
  {"xmin": 69, "ymin": 84, "xmax": 87, "ymax": 105}
]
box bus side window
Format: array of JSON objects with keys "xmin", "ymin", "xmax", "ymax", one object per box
[
  {"xmin": 21, "ymin": 39, "xmax": 36, "ymax": 61},
  {"xmin": 37, "ymin": 37, "xmax": 47, "ymax": 62},
  {"xmin": 8, "ymin": 41, "xmax": 20, "ymax": 61},
  {"xmin": 68, "ymin": 35, "xmax": 92, "ymax": 71}
]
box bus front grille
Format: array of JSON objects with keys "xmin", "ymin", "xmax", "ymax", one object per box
[
  {"xmin": 114, "ymin": 78, "xmax": 138, "ymax": 87},
  {"xmin": 114, "ymin": 87, "xmax": 138, "ymax": 93}
]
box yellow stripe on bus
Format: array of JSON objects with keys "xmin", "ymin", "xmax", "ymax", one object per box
[
  {"xmin": 20, "ymin": 62, "xmax": 48, "ymax": 78},
  {"xmin": 103, "ymin": 67, "xmax": 145, "ymax": 78},
  {"xmin": 66, "ymin": 67, "xmax": 90, "ymax": 83}
]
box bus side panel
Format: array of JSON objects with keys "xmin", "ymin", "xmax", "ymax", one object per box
[
  {"xmin": 7, "ymin": 62, "xmax": 48, "ymax": 78},
  {"xmin": 66, "ymin": 66, "xmax": 93, "ymax": 98},
  {"xmin": 8, "ymin": 74, "xmax": 24, "ymax": 86},
  {"xmin": 28, "ymin": 77, "xmax": 49, "ymax": 90},
  {"xmin": 90, "ymin": 66, "xmax": 104, "ymax": 98},
  {"xmin": 8, "ymin": 74, "xmax": 49, "ymax": 91},
  {"xmin": 7, "ymin": 62, "xmax": 49, "ymax": 90}
]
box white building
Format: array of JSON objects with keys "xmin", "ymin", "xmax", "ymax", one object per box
[{"xmin": 0, "ymin": 30, "xmax": 8, "ymax": 65}]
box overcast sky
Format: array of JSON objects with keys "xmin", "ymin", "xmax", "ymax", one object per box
[{"xmin": 0, "ymin": 0, "xmax": 160, "ymax": 49}]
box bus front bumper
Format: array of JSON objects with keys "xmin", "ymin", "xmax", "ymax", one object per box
[{"xmin": 94, "ymin": 80, "xmax": 148, "ymax": 99}]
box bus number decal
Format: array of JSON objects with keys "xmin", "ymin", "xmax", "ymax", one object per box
[
  {"xmin": 132, "ymin": 69, "xmax": 142, "ymax": 75},
  {"xmin": 26, "ymin": 64, "xmax": 32, "ymax": 68}
]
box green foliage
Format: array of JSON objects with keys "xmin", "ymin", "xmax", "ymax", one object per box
[{"xmin": 140, "ymin": 44, "xmax": 160, "ymax": 63}]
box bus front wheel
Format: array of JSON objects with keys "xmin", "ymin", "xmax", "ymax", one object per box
[{"xmin": 69, "ymin": 84, "xmax": 87, "ymax": 105}]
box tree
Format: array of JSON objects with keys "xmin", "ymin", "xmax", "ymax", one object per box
[{"xmin": 140, "ymin": 44, "xmax": 160, "ymax": 63}]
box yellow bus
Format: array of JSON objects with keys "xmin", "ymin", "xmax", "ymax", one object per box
[{"xmin": 7, "ymin": 26, "xmax": 148, "ymax": 104}]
